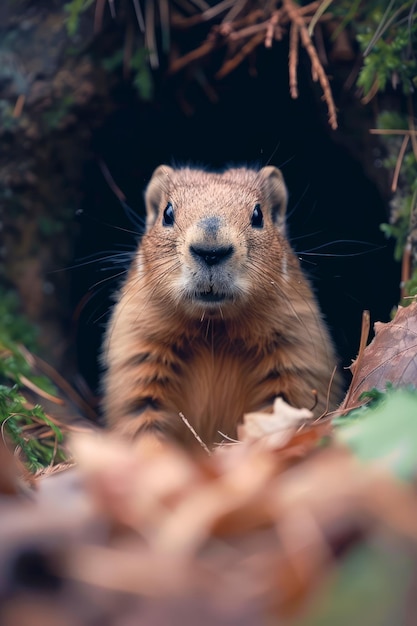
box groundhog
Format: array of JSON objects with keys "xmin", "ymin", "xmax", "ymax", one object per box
[{"xmin": 102, "ymin": 165, "xmax": 341, "ymax": 448}]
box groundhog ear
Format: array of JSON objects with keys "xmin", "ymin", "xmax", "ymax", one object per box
[
  {"xmin": 258, "ymin": 166, "xmax": 288, "ymax": 227},
  {"xmin": 145, "ymin": 165, "xmax": 174, "ymax": 228}
]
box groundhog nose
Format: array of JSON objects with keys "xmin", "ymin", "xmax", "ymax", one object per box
[{"xmin": 190, "ymin": 244, "xmax": 234, "ymax": 266}]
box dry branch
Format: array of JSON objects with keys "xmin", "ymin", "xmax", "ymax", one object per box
[
  {"xmin": 168, "ymin": 37, "xmax": 219, "ymax": 73},
  {"xmin": 282, "ymin": 0, "xmax": 337, "ymax": 128},
  {"xmin": 216, "ymin": 32, "xmax": 265, "ymax": 79},
  {"xmin": 289, "ymin": 21, "xmax": 299, "ymax": 97},
  {"xmin": 168, "ymin": 0, "xmax": 338, "ymax": 129}
]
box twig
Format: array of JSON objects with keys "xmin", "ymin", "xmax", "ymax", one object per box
[
  {"xmin": 401, "ymin": 239, "xmax": 412, "ymax": 299},
  {"xmin": 169, "ymin": 0, "xmax": 337, "ymax": 128},
  {"xmin": 199, "ymin": 0, "xmax": 236, "ymax": 22},
  {"xmin": 407, "ymin": 97, "xmax": 417, "ymax": 161},
  {"xmin": 361, "ymin": 76, "xmax": 379, "ymax": 104},
  {"xmin": 308, "ymin": 0, "xmax": 333, "ymax": 36},
  {"xmin": 289, "ymin": 21, "xmax": 299, "ymax": 98},
  {"xmin": 145, "ymin": 0, "xmax": 159, "ymax": 68},
  {"xmin": 222, "ymin": 0, "xmax": 248, "ymax": 24},
  {"xmin": 12, "ymin": 94, "xmax": 25, "ymax": 118},
  {"xmin": 172, "ymin": 0, "xmax": 235, "ymax": 28},
  {"xmin": 216, "ymin": 31, "xmax": 264, "ymax": 79},
  {"xmin": 309, "ymin": 389, "xmax": 319, "ymax": 412},
  {"xmin": 298, "ymin": 1, "xmax": 321, "ymax": 16},
  {"xmin": 340, "ymin": 310, "xmax": 370, "ymax": 410},
  {"xmin": 391, "ymin": 135, "xmax": 409, "ymax": 192},
  {"xmin": 370, "ymin": 129, "xmax": 417, "ymax": 135},
  {"xmin": 283, "ymin": 0, "xmax": 338, "ymax": 129},
  {"xmin": 132, "ymin": 0, "xmax": 145, "ymax": 32},
  {"xmin": 229, "ymin": 22, "xmax": 269, "ymax": 40},
  {"xmin": 169, "ymin": 38, "xmax": 218, "ymax": 73},
  {"xmin": 217, "ymin": 430, "xmax": 240, "ymax": 443},
  {"xmin": 315, "ymin": 365, "xmax": 338, "ymax": 421},
  {"xmin": 19, "ymin": 375, "xmax": 65, "ymax": 405},
  {"xmin": 35, "ymin": 461, "xmax": 76, "ymax": 479},
  {"xmin": 179, "ymin": 412, "xmax": 211, "ymax": 455},
  {"xmin": 265, "ymin": 11, "xmax": 281, "ymax": 48},
  {"xmin": 224, "ymin": 9, "xmax": 268, "ymax": 38}
]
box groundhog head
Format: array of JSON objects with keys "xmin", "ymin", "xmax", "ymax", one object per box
[{"xmin": 141, "ymin": 165, "xmax": 290, "ymax": 319}]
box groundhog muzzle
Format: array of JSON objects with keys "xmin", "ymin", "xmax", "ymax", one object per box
[{"xmin": 102, "ymin": 165, "xmax": 342, "ymax": 447}]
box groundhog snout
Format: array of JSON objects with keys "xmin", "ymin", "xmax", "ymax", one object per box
[
  {"xmin": 190, "ymin": 244, "xmax": 234, "ymax": 267},
  {"xmin": 188, "ymin": 216, "xmax": 235, "ymax": 267}
]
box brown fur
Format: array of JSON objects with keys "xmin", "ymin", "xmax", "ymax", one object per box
[{"xmin": 102, "ymin": 165, "xmax": 342, "ymax": 447}]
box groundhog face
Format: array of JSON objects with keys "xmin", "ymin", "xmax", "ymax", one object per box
[{"xmin": 141, "ymin": 165, "xmax": 289, "ymax": 318}]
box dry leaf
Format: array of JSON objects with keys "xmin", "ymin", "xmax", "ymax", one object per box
[
  {"xmin": 342, "ymin": 303, "xmax": 417, "ymax": 410},
  {"xmin": 153, "ymin": 445, "xmax": 277, "ymax": 554},
  {"xmin": 4, "ymin": 385, "xmax": 417, "ymax": 625},
  {"xmin": 71, "ymin": 432, "xmax": 206, "ymax": 533},
  {"xmin": 239, "ymin": 397, "xmax": 314, "ymax": 448}
]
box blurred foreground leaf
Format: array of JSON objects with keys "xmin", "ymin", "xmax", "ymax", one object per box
[
  {"xmin": 297, "ymin": 538, "xmax": 414, "ymax": 626},
  {"xmin": 336, "ymin": 389, "xmax": 417, "ymax": 481}
]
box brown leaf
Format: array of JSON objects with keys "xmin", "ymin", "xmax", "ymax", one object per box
[
  {"xmin": 341, "ymin": 303, "xmax": 417, "ymax": 410},
  {"xmin": 239, "ymin": 397, "xmax": 314, "ymax": 449},
  {"xmin": 70, "ymin": 432, "xmax": 206, "ymax": 533}
]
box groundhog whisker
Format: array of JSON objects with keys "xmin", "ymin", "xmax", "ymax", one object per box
[
  {"xmin": 245, "ymin": 263, "xmax": 308, "ymax": 333},
  {"xmin": 244, "ymin": 260, "xmax": 327, "ymax": 357},
  {"xmin": 120, "ymin": 200, "xmax": 147, "ymax": 231},
  {"xmin": 289, "ymin": 230, "xmax": 322, "ymax": 243},
  {"xmin": 83, "ymin": 212, "xmax": 144, "ymax": 239},
  {"xmin": 51, "ymin": 251, "xmax": 134, "ymax": 274},
  {"xmin": 88, "ymin": 269, "xmax": 129, "ymax": 292},
  {"xmin": 273, "ymin": 271, "xmax": 336, "ymax": 363},
  {"xmin": 298, "ymin": 244, "xmax": 382, "ymax": 254}
]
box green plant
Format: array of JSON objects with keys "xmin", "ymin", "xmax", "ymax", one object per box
[
  {"xmin": 102, "ymin": 48, "xmax": 153, "ymax": 100},
  {"xmin": 0, "ymin": 384, "xmax": 66, "ymax": 472},
  {"xmin": 0, "ymin": 288, "xmax": 68, "ymax": 472},
  {"xmin": 64, "ymin": 0, "xmax": 95, "ymax": 37},
  {"xmin": 333, "ymin": 1, "xmax": 417, "ymax": 302}
]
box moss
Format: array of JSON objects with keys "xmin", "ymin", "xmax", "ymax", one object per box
[{"xmin": 0, "ymin": 287, "xmax": 68, "ymax": 472}]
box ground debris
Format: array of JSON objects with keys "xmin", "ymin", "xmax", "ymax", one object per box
[
  {"xmin": 2, "ymin": 398, "xmax": 417, "ymax": 625},
  {"xmin": 341, "ymin": 302, "xmax": 417, "ymax": 410}
]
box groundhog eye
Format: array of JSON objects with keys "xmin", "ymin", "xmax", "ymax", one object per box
[
  {"xmin": 162, "ymin": 202, "xmax": 175, "ymax": 227},
  {"xmin": 251, "ymin": 204, "xmax": 263, "ymax": 228}
]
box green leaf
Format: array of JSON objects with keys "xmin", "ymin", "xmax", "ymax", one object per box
[
  {"xmin": 295, "ymin": 539, "xmax": 413, "ymax": 626},
  {"xmin": 336, "ymin": 389, "xmax": 417, "ymax": 482}
]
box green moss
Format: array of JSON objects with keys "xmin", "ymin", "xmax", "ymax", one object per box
[{"xmin": 0, "ymin": 287, "xmax": 67, "ymax": 471}]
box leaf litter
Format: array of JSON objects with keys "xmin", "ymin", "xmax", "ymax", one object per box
[{"xmin": 2, "ymin": 304, "xmax": 417, "ymax": 624}]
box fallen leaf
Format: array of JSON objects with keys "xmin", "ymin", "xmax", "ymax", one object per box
[
  {"xmin": 341, "ymin": 303, "xmax": 417, "ymax": 410},
  {"xmin": 70, "ymin": 432, "xmax": 207, "ymax": 534},
  {"xmin": 239, "ymin": 397, "xmax": 314, "ymax": 449}
]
